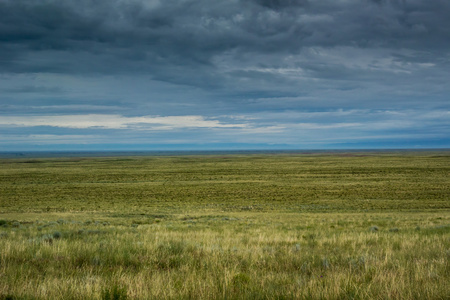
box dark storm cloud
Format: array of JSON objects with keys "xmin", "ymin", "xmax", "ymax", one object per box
[
  {"xmin": 1, "ymin": 0, "xmax": 449, "ymax": 86},
  {"xmin": 253, "ymin": 0, "xmax": 309, "ymax": 10}
]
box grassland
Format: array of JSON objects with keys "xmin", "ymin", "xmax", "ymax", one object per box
[{"xmin": 0, "ymin": 152, "xmax": 449, "ymax": 299}]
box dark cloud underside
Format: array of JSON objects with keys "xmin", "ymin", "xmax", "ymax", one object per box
[{"xmin": 1, "ymin": 0, "xmax": 449, "ymax": 75}]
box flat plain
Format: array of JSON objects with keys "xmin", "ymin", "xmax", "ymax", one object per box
[{"xmin": 0, "ymin": 152, "xmax": 449, "ymax": 299}]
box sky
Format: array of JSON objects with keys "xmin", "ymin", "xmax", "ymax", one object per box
[{"xmin": 0, "ymin": 0, "xmax": 449, "ymax": 151}]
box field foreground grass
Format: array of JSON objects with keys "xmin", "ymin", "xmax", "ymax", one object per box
[{"xmin": 0, "ymin": 152, "xmax": 449, "ymax": 299}]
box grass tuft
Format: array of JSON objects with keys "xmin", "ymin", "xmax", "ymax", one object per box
[{"xmin": 101, "ymin": 284, "xmax": 128, "ymax": 300}]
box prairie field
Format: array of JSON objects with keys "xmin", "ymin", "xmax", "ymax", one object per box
[{"xmin": 0, "ymin": 152, "xmax": 449, "ymax": 299}]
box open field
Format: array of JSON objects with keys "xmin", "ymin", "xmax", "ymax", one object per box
[{"xmin": 1, "ymin": 152, "xmax": 449, "ymax": 299}]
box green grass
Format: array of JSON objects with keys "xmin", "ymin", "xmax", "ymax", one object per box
[{"xmin": 0, "ymin": 152, "xmax": 449, "ymax": 299}]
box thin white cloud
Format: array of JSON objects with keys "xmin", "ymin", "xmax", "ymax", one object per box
[
  {"xmin": 238, "ymin": 125, "xmax": 286, "ymax": 134},
  {"xmin": 291, "ymin": 122, "xmax": 362, "ymax": 130},
  {"xmin": 0, "ymin": 114, "xmax": 248, "ymax": 130}
]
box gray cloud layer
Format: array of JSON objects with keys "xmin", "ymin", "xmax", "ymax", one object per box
[
  {"xmin": 0, "ymin": 0, "xmax": 449, "ymax": 149},
  {"xmin": 2, "ymin": 1, "xmax": 449, "ymax": 76}
]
